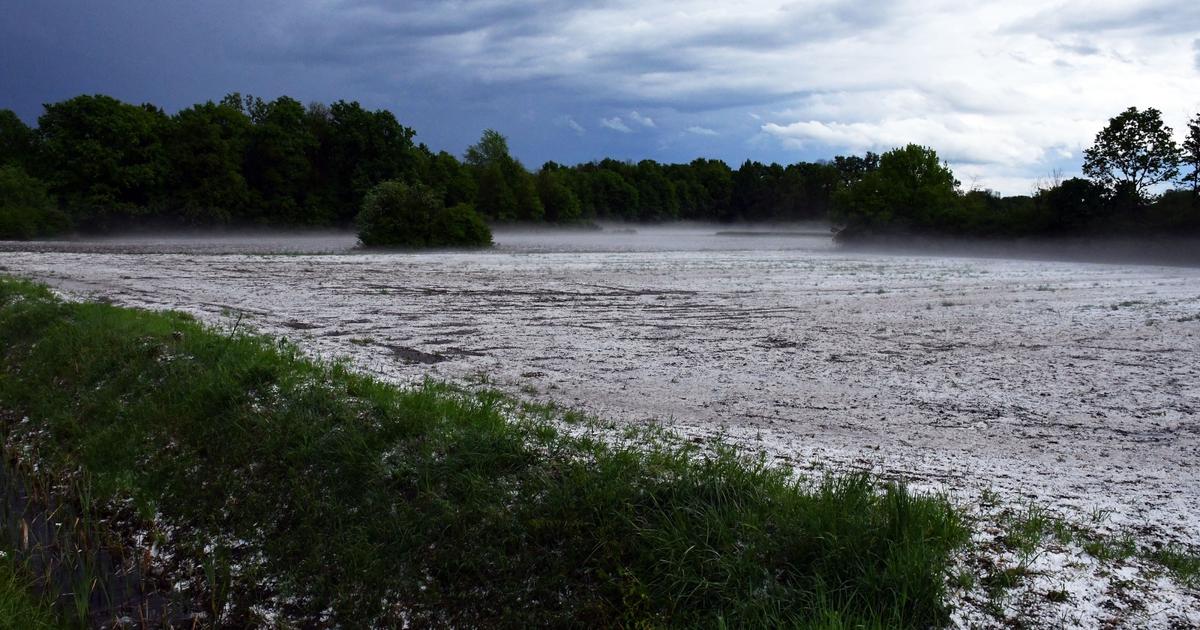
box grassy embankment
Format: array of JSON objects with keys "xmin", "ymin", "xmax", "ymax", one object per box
[{"xmin": 0, "ymin": 277, "xmax": 969, "ymax": 627}]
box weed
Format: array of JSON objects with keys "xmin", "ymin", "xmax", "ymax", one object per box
[
  {"xmin": 1082, "ymin": 533, "xmax": 1136, "ymax": 561},
  {"xmin": 0, "ymin": 548, "xmax": 63, "ymax": 629},
  {"xmin": 1088, "ymin": 507, "xmax": 1113, "ymax": 526},
  {"xmin": 1147, "ymin": 545, "xmax": 1200, "ymax": 587},
  {"xmin": 998, "ymin": 504, "xmax": 1049, "ymax": 560},
  {"xmin": 953, "ymin": 569, "xmax": 976, "ymax": 591}
]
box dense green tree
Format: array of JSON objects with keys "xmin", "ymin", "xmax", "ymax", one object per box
[
  {"xmin": 832, "ymin": 144, "xmax": 959, "ymax": 235},
  {"xmin": 781, "ymin": 161, "xmax": 840, "ymax": 220},
  {"xmin": 589, "ymin": 169, "xmax": 639, "ymax": 220},
  {"xmin": 833, "ymin": 152, "xmax": 880, "ymax": 187},
  {"xmin": 419, "ymin": 148, "xmax": 477, "ymax": 208},
  {"xmin": 37, "ymin": 95, "xmax": 169, "ymax": 228},
  {"xmin": 319, "ymin": 101, "xmax": 418, "ymax": 223},
  {"xmin": 1182, "ymin": 112, "xmax": 1200, "ymax": 197},
  {"xmin": 464, "ymin": 129, "xmax": 541, "ymax": 221},
  {"xmin": 688, "ymin": 158, "xmax": 734, "ymax": 221},
  {"xmin": 0, "ymin": 165, "xmax": 70, "ymax": 239},
  {"xmin": 1083, "ymin": 107, "xmax": 1180, "ymax": 203},
  {"xmin": 731, "ymin": 160, "xmax": 786, "ymax": 221},
  {"xmin": 14, "ymin": 91, "xmax": 1200, "ymax": 237},
  {"xmin": 164, "ymin": 100, "xmax": 253, "ymax": 224},
  {"xmin": 241, "ymin": 96, "xmax": 322, "ymax": 224},
  {"xmin": 356, "ymin": 180, "xmax": 490, "ymax": 247},
  {"xmin": 475, "ymin": 162, "xmax": 519, "ymax": 221},
  {"xmin": 464, "ymin": 129, "xmax": 511, "ymax": 169},
  {"xmin": 511, "ymin": 169, "xmax": 544, "ymax": 222},
  {"xmin": 0, "ymin": 110, "xmax": 38, "ymax": 169},
  {"xmin": 536, "ymin": 164, "xmax": 582, "ymax": 223},
  {"xmin": 1035, "ymin": 177, "xmax": 1109, "ymax": 233},
  {"xmin": 633, "ymin": 160, "xmax": 679, "ymax": 221}
]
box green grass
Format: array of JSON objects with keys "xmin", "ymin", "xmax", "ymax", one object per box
[
  {"xmin": 1147, "ymin": 545, "xmax": 1200, "ymax": 587},
  {"xmin": 0, "ymin": 550, "xmax": 64, "ymax": 629},
  {"xmin": 0, "ymin": 277, "xmax": 970, "ymax": 627}
]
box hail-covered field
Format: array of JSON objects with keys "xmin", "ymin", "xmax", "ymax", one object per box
[{"xmin": 3, "ymin": 227, "xmax": 1198, "ymax": 626}]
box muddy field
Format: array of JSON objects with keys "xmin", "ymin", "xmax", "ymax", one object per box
[{"xmin": 2, "ymin": 227, "xmax": 1199, "ymax": 624}]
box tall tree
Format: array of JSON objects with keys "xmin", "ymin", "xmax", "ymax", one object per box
[
  {"xmin": 535, "ymin": 163, "xmax": 582, "ymax": 223},
  {"xmin": 1083, "ymin": 106, "xmax": 1180, "ymax": 203},
  {"xmin": 165, "ymin": 100, "xmax": 253, "ymax": 224},
  {"xmin": 37, "ymin": 95, "xmax": 169, "ymax": 228},
  {"xmin": 0, "ymin": 110, "xmax": 38, "ymax": 169},
  {"xmin": 832, "ymin": 144, "xmax": 959, "ymax": 234},
  {"xmin": 1182, "ymin": 112, "xmax": 1200, "ymax": 197},
  {"xmin": 320, "ymin": 101, "xmax": 418, "ymax": 223},
  {"xmin": 242, "ymin": 96, "xmax": 321, "ymax": 224},
  {"xmin": 464, "ymin": 129, "xmax": 541, "ymax": 221}
]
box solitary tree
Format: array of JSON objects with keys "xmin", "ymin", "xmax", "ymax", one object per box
[
  {"xmin": 1183, "ymin": 112, "xmax": 1200, "ymax": 197},
  {"xmin": 1082, "ymin": 107, "xmax": 1180, "ymax": 203}
]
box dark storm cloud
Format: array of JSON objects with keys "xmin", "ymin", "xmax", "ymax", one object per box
[{"xmin": 2, "ymin": 0, "xmax": 1197, "ymax": 194}]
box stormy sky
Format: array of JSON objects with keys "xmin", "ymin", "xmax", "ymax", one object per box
[{"xmin": 3, "ymin": 0, "xmax": 1197, "ymax": 194}]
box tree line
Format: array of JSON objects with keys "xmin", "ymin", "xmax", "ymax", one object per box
[
  {"xmin": 832, "ymin": 107, "xmax": 1200, "ymax": 239},
  {"xmin": 1, "ymin": 94, "xmax": 1198, "ymax": 241},
  {"xmin": 0, "ymin": 94, "xmax": 867, "ymax": 239}
]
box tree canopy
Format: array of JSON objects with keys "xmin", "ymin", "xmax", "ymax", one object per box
[
  {"xmin": 1, "ymin": 94, "xmax": 1197, "ymax": 242},
  {"xmin": 1182, "ymin": 113, "xmax": 1200, "ymax": 196},
  {"xmin": 1082, "ymin": 107, "xmax": 1180, "ymax": 203},
  {"xmin": 356, "ymin": 180, "xmax": 491, "ymax": 248}
]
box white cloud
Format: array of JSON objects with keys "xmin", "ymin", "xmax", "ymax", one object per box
[
  {"xmin": 556, "ymin": 115, "xmax": 585, "ymax": 135},
  {"xmin": 600, "ymin": 116, "xmax": 632, "ymax": 133},
  {"xmin": 275, "ymin": 0, "xmax": 1200, "ymax": 193},
  {"xmin": 686, "ymin": 125, "xmax": 719, "ymax": 136},
  {"xmin": 629, "ymin": 110, "xmax": 656, "ymax": 127}
]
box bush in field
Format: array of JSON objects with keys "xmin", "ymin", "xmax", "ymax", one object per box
[
  {"xmin": 356, "ymin": 180, "xmax": 491, "ymax": 247},
  {"xmin": 0, "ymin": 165, "xmax": 70, "ymax": 240}
]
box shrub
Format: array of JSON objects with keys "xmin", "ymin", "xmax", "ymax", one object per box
[
  {"xmin": 356, "ymin": 180, "xmax": 492, "ymax": 248},
  {"xmin": 0, "ymin": 165, "xmax": 70, "ymax": 240}
]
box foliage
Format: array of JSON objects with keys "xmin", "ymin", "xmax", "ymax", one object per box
[
  {"xmin": 0, "ymin": 548, "xmax": 62, "ymax": 630},
  {"xmin": 356, "ymin": 180, "xmax": 491, "ymax": 247},
  {"xmin": 832, "ymin": 144, "xmax": 960, "ymax": 235},
  {"xmin": 164, "ymin": 100, "xmax": 253, "ymax": 225},
  {"xmin": 240, "ymin": 95, "xmax": 323, "ymax": 224},
  {"xmin": 465, "ymin": 129, "xmax": 543, "ymax": 221},
  {"xmin": 0, "ymin": 165, "xmax": 70, "ymax": 240},
  {"xmin": 1035, "ymin": 177, "xmax": 1111, "ymax": 233},
  {"xmin": 37, "ymin": 94, "xmax": 169, "ymax": 229},
  {"xmin": 0, "ymin": 278, "xmax": 970, "ymax": 627},
  {"xmin": 1183, "ymin": 112, "xmax": 1200, "ymax": 196},
  {"xmin": 0, "ymin": 109, "xmax": 38, "ymax": 169},
  {"xmin": 15, "ymin": 93, "xmax": 1200, "ymax": 236},
  {"xmin": 535, "ymin": 163, "xmax": 582, "ymax": 223},
  {"xmin": 1082, "ymin": 106, "xmax": 1180, "ymax": 202},
  {"xmin": 319, "ymin": 100, "xmax": 418, "ymax": 222}
]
